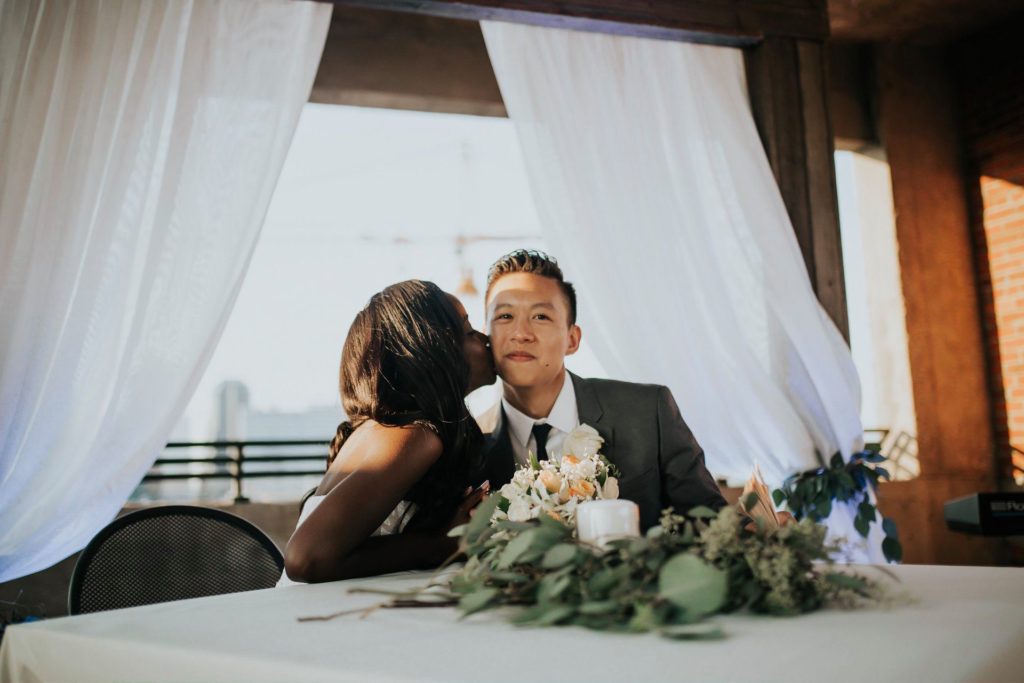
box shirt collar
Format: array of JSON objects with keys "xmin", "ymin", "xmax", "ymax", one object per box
[{"xmin": 501, "ymin": 370, "xmax": 578, "ymax": 447}]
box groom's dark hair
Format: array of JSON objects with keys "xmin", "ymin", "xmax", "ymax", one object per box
[{"xmin": 485, "ymin": 249, "xmax": 577, "ymax": 325}]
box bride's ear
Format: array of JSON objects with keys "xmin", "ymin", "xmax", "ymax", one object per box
[{"xmin": 565, "ymin": 324, "xmax": 581, "ymax": 356}]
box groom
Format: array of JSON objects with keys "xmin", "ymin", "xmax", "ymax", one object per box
[{"xmin": 477, "ymin": 249, "xmax": 726, "ymax": 531}]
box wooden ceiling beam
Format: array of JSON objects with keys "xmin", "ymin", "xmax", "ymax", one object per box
[{"xmin": 326, "ymin": 0, "xmax": 830, "ymax": 45}]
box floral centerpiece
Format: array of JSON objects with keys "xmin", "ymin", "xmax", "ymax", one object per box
[{"xmin": 494, "ymin": 424, "xmax": 619, "ymax": 528}]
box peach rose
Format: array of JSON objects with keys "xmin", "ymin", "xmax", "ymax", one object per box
[
  {"xmin": 569, "ymin": 479, "xmax": 596, "ymax": 498},
  {"xmin": 538, "ymin": 470, "xmax": 562, "ymax": 494}
]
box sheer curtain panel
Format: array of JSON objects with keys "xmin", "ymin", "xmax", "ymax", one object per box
[
  {"xmin": 0, "ymin": 0, "xmax": 330, "ymax": 581},
  {"xmin": 482, "ymin": 24, "xmax": 876, "ymax": 559}
]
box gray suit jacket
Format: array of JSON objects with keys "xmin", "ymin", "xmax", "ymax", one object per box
[{"xmin": 476, "ymin": 373, "xmax": 726, "ymax": 531}]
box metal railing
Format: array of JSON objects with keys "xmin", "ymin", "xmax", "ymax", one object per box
[
  {"xmin": 142, "ymin": 440, "xmax": 329, "ymax": 503},
  {"xmin": 141, "ymin": 428, "xmax": 927, "ymax": 504}
]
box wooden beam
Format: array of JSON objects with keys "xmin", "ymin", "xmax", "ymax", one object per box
[
  {"xmin": 311, "ymin": 7, "xmax": 505, "ymax": 116},
  {"xmin": 873, "ymin": 43, "xmax": 1002, "ymax": 565},
  {"xmin": 744, "ymin": 37, "xmax": 849, "ymax": 340},
  {"xmin": 828, "ymin": 43, "xmax": 877, "ymax": 150},
  {"xmin": 327, "ymin": 0, "xmax": 830, "ymax": 45}
]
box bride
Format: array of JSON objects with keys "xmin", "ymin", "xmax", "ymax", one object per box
[{"xmin": 279, "ymin": 280, "xmax": 496, "ymax": 585}]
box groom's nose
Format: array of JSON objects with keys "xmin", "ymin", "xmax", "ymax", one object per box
[{"xmin": 510, "ymin": 319, "xmax": 536, "ymax": 342}]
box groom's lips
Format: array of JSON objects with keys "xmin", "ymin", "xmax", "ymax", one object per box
[{"xmin": 505, "ymin": 352, "xmax": 536, "ymax": 362}]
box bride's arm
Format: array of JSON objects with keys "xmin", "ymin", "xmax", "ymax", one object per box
[{"xmin": 283, "ymin": 425, "xmax": 460, "ymax": 583}]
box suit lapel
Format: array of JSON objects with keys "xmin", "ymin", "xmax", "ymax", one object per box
[
  {"xmin": 571, "ymin": 373, "xmax": 615, "ymax": 458},
  {"xmin": 481, "ymin": 404, "xmax": 517, "ymax": 487}
]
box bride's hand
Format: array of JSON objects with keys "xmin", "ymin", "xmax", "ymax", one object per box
[{"xmin": 447, "ymin": 481, "xmax": 490, "ymax": 532}]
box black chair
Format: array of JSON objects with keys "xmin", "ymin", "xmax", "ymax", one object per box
[{"xmin": 68, "ymin": 505, "xmax": 284, "ymax": 615}]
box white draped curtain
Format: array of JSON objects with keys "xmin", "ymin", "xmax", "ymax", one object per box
[
  {"xmin": 0, "ymin": 0, "xmax": 330, "ymax": 581},
  {"xmin": 482, "ymin": 23, "xmax": 879, "ymax": 559}
]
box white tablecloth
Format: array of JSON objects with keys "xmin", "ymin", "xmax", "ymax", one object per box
[{"xmin": 2, "ymin": 564, "xmax": 1022, "ymax": 682}]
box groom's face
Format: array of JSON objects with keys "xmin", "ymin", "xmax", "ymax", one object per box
[{"xmin": 486, "ymin": 272, "xmax": 581, "ymax": 391}]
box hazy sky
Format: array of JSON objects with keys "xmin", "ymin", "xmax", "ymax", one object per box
[{"xmin": 177, "ymin": 104, "xmax": 607, "ymax": 438}]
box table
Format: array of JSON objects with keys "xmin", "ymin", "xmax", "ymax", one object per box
[{"xmin": 2, "ymin": 564, "xmax": 1022, "ymax": 682}]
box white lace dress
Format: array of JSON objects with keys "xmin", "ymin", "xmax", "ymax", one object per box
[{"xmin": 276, "ymin": 496, "xmax": 417, "ymax": 587}]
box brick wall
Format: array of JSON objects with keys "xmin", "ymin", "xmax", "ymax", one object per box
[{"xmin": 956, "ymin": 15, "xmax": 1024, "ymax": 484}]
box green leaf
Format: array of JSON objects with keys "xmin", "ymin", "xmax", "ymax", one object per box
[
  {"xmin": 772, "ymin": 489, "xmax": 786, "ymax": 507},
  {"xmin": 627, "ymin": 603, "xmax": 659, "ymax": 632},
  {"xmin": 464, "ymin": 494, "xmax": 501, "ymax": 542},
  {"xmin": 497, "ymin": 529, "xmax": 537, "ymax": 568},
  {"xmin": 458, "ymin": 587, "xmax": 498, "ymax": 616},
  {"xmin": 687, "ymin": 505, "xmax": 719, "ymax": 519},
  {"xmin": 508, "ymin": 603, "xmax": 545, "ymax": 624},
  {"xmin": 533, "ymin": 604, "xmax": 576, "ymax": 626},
  {"xmin": 489, "ymin": 570, "xmax": 530, "ymax": 584},
  {"xmin": 882, "ymin": 517, "xmax": 899, "ymax": 539},
  {"xmin": 882, "ymin": 537, "xmax": 903, "ymax": 563},
  {"xmin": 536, "ymin": 512, "xmax": 572, "ymax": 537},
  {"xmin": 660, "ymin": 623, "xmax": 725, "ymax": 640},
  {"xmin": 529, "ymin": 450, "xmax": 541, "ymax": 471},
  {"xmin": 657, "ymin": 554, "xmax": 727, "ymax": 618},
  {"xmin": 816, "ymin": 497, "xmax": 832, "ymax": 520},
  {"xmin": 578, "ymin": 600, "xmax": 620, "ymax": 615},
  {"xmin": 537, "ymin": 573, "xmax": 572, "ymax": 603},
  {"xmin": 874, "ymin": 466, "xmax": 890, "ymax": 481},
  {"xmin": 830, "ymin": 452, "xmax": 844, "ymax": 469},
  {"xmin": 588, "ymin": 566, "xmax": 627, "ymax": 595},
  {"xmin": 788, "ymin": 492, "xmax": 804, "ymax": 515},
  {"xmin": 824, "ymin": 572, "xmax": 867, "ymax": 591},
  {"xmin": 853, "ymin": 514, "xmax": 870, "ymax": 538},
  {"xmin": 541, "ymin": 543, "xmax": 578, "ymax": 569},
  {"xmin": 645, "ymin": 549, "xmax": 668, "ymax": 572},
  {"xmin": 858, "ymin": 501, "xmax": 877, "ymax": 523}
]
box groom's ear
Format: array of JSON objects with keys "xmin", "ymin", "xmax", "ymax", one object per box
[{"xmin": 565, "ymin": 324, "xmax": 581, "ymax": 356}]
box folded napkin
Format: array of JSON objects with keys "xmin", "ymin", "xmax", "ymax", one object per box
[{"xmin": 739, "ymin": 464, "xmax": 780, "ymax": 531}]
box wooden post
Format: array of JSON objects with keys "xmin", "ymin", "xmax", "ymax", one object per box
[{"xmin": 744, "ymin": 38, "xmax": 850, "ymax": 341}]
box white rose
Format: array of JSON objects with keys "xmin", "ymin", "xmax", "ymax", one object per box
[
  {"xmin": 575, "ymin": 457, "xmax": 597, "ymax": 480},
  {"xmin": 602, "ymin": 476, "xmax": 619, "ymax": 500},
  {"xmin": 499, "ymin": 483, "xmax": 521, "ymax": 501},
  {"xmin": 563, "ymin": 424, "xmax": 604, "ymax": 458},
  {"xmin": 511, "ymin": 468, "xmax": 534, "ymax": 488},
  {"xmin": 507, "ymin": 497, "xmax": 532, "ymax": 522}
]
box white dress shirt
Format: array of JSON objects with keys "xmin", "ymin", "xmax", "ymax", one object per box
[{"xmin": 501, "ymin": 370, "xmax": 579, "ymax": 467}]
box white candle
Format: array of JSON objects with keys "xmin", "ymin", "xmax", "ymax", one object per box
[{"xmin": 576, "ymin": 499, "xmax": 640, "ymax": 548}]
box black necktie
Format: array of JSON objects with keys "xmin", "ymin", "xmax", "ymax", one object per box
[{"xmin": 532, "ymin": 423, "xmax": 552, "ymax": 461}]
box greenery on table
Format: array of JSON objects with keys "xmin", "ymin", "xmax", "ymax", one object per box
[
  {"xmin": 333, "ymin": 495, "xmax": 890, "ymax": 639},
  {"xmin": 771, "ymin": 449, "xmax": 902, "ymax": 563}
]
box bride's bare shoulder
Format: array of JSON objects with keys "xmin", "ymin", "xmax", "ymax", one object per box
[
  {"xmin": 341, "ymin": 420, "xmax": 442, "ymax": 462},
  {"xmin": 319, "ymin": 421, "xmax": 443, "ymax": 494}
]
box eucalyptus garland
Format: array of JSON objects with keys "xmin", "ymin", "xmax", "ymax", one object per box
[
  {"xmin": 771, "ymin": 450, "xmax": 902, "ymax": 563},
  {"xmin": 322, "ymin": 495, "xmax": 891, "ymax": 638}
]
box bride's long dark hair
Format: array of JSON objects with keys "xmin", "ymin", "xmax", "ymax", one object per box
[{"xmin": 328, "ymin": 280, "xmax": 483, "ymax": 527}]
